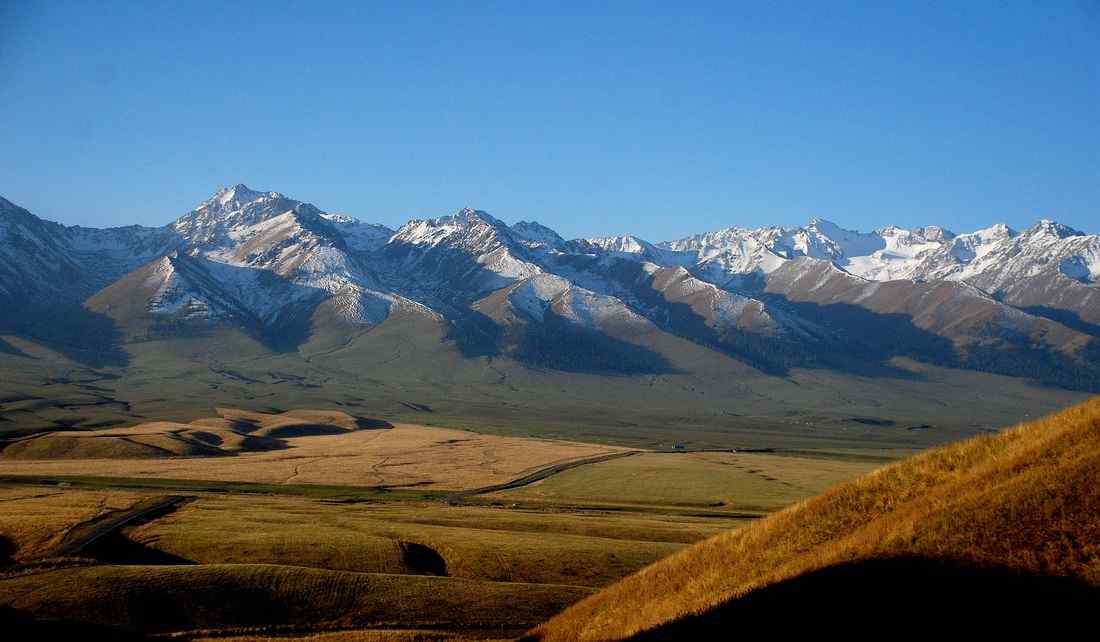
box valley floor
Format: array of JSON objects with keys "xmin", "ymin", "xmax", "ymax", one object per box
[
  {"xmin": 0, "ymin": 421, "xmax": 633, "ymax": 491},
  {"xmin": 0, "ymin": 416, "xmax": 881, "ymax": 640}
]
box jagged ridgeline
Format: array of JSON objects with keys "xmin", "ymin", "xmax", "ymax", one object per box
[{"xmin": 1, "ymin": 186, "xmax": 1099, "ymax": 388}]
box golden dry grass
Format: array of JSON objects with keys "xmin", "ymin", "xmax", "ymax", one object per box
[
  {"xmin": 0, "ymin": 425, "xmax": 231, "ymax": 459},
  {"xmin": 0, "ymin": 487, "xmax": 147, "ymax": 560},
  {"xmin": 530, "ymin": 396, "xmax": 1100, "ymax": 641},
  {"xmin": 0, "ymin": 421, "xmax": 631, "ymax": 491},
  {"xmin": 0, "ymin": 407, "xmax": 372, "ymax": 460}
]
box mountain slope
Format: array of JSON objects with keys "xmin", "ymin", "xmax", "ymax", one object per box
[
  {"xmin": 761, "ymin": 257, "xmax": 1100, "ymax": 386},
  {"xmin": 0, "ymin": 197, "xmax": 178, "ymax": 301},
  {"xmin": 1, "ymin": 185, "xmax": 1098, "ymax": 389},
  {"xmin": 472, "ymin": 273, "xmax": 676, "ymax": 373},
  {"xmin": 528, "ymin": 396, "xmax": 1100, "ymax": 640},
  {"xmin": 384, "ymin": 207, "xmax": 542, "ymax": 299},
  {"xmin": 170, "ymin": 185, "xmax": 401, "ymax": 328},
  {"xmin": 655, "ymin": 218, "xmax": 1100, "ymax": 360},
  {"xmin": 4, "ymin": 185, "xmax": 1098, "ymax": 455}
]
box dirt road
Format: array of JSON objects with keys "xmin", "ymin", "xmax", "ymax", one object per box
[
  {"xmin": 448, "ymin": 450, "xmax": 640, "ymax": 503},
  {"xmin": 51, "ymin": 495, "xmax": 192, "ymax": 558}
]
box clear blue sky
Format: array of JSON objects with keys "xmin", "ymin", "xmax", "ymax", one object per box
[{"xmin": 2, "ymin": 1, "xmax": 1098, "ymax": 240}]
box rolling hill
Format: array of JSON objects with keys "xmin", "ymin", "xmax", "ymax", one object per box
[
  {"xmin": 527, "ymin": 395, "xmax": 1100, "ymax": 640},
  {"xmin": 0, "ymin": 408, "xmax": 385, "ymax": 460}
]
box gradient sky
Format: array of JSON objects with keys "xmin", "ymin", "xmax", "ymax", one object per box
[{"xmin": 1, "ymin": 1, "xmax": 1098, "ymax": 240}]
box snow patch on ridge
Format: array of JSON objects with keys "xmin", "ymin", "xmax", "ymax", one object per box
[
  {"xmin": 507, "ymin": 274, "xmax": 571, "ymax": 321},
  {"xmin": 553, "ymin": 287, "xmax": 649, "ymax": 328}
]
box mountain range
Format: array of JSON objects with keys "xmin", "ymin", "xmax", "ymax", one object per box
[{"xmin": 1, "ymin": 184, "xmax": 1098, "ymax": 442}]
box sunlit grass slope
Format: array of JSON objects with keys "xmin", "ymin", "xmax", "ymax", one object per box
[{"xmin": 529, "ymin": 396, "xmax": 1100, "ymax": 640}]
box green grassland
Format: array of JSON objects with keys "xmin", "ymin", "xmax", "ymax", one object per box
[
  {"xmin": 125, "ymin": 496, "xmax": 722, "ymax": 587},
  {"xmin": 491, "ymin": 451, "xmax": 880, "ymax": 513}
]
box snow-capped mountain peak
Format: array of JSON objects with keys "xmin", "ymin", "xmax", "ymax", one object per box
[
  {"xmin": 586, "ymin": 235, "xmax": 660, "ymax": 256},
  {"xmin": 320, "ymin": 212, "xmax": 357, "ymax": 224},
  {"xmin": 974, "ymin": 223, "xmax": 1016, "ymax": 241},
  {"xmin": 916, "ymin": 225, "xmax": 955, "ymax": 242},
  {"xmin": 653, "ymin": 216, "xmax": 1097, "ymax": 287},
  {"xmin": 1024, "ymin": 219, "xmax": 1084, "ymax": 240},
  {"xmin": 457, "ymin": 206, "xmax": 493, "ymax": 220},
  {"xmin": 801, "ymin": 218, "xmax": 883, "ymax": 259},
  {"xmin": 174, "ymin": 185, "xmax": 331, "ymax": 248},
  {"xmin": 511, "ymin": 221, "xmax": 565, "ymax": 249},
  {"xmin": 320, "ymin": 213, "xmax": 394, "ymax": 252},
  {"xmin": 386, "ymin": 207, "xmax": 542, "ymax": 296},
  {"xmin": 393, "ymin": 208, "xmax": 511, "ymax": 246},
  {"xmin": 3, "ymin": 182, "xmax": 1099, "ymax": 390},
  {"xmin": 199, "ymin": 184, "xmax": 280, "ymax": 216}
]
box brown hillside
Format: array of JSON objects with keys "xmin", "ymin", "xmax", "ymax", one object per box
[{"xmin": 529, "ymin": 396, "xmax": 1100, "ymax": 640}]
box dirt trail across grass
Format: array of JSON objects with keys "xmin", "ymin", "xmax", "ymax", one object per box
[
  {"xmin": 50, "ymin": 495, "xmax": 192, "ymax": 558},
  {"xmin": 448, "ymin": 451, "xmax": 641, "ymax": 503}
]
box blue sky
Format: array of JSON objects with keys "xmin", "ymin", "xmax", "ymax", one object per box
[{"xmin": 1, "ymin": 1, "xmax": 1098, "ymax": 240}]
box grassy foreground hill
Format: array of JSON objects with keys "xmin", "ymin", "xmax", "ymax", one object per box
[{"xmin": 528, "ymin": 396, "xmax": 1100, "ymax": 640}]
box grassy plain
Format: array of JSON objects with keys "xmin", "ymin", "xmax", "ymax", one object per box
[
  {"xmin": 0, "ymin": 415, "xmax": 861, "ymax": 639},
  {"xmin": 0, "ymin": 428, "xmax": 872, "ymax": 638},
  {"xmin": 0, "ymin": 419, "xmax": 631, "ymax": 491},
  {"xmin": 5, "ymin": 391, "xmax": 1091, "ymax": 639},
  {"xmin": 0, "ymin": 374, "xmax": 933, "ymax": 640},
  {"xmin": 492, "ymin": 451, "xmax": 879, "ymax": 513},
  {"xmin": 1, "ymin": 320, "xmax": 1087, "ymax": 453},
  {"xmin": 0, "ymin": 485, "xmax": 737, "ymax": 638},
  {"xmin": 127, "ymin": 496, "xmax": 722, "ymax": 586}
]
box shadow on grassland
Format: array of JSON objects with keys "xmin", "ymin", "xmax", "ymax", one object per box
[
  {"xmin": 0, "ymin": 301, "xmax": 128, "ymax": 367},
  {"xmin": 447, "ymin": 307, "xmax": 678, "ymax": 375},
  {"xmin": 1019, "ymin": 305, "xmax": 1100, "ymax": 338},
  {"xmin": 0, "ymin": 606, "xmax": 148, "ymax": 641},
  {"xmin": 622, "ymin": 556, "xmax": 1100, "ymax": 639},
  {"xmin": 82, "ymin": 532, "xmax": 195, "ymax": 566}
]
